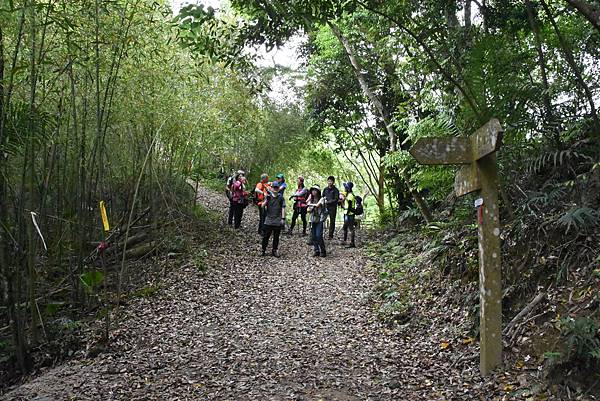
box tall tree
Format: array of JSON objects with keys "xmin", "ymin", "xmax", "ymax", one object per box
[{"xmin": 328, "ymin": 22, "xmax": 433, "ymax": 222}]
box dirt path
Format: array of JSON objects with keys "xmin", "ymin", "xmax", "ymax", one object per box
[{"xmin": 3, "ymin": 185, "xmax": 501, "ymax": 401}]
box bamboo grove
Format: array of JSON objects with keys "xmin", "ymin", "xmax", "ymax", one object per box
[{"xmin": 0, "ymin": 0, "xmax": 309, "ymax": 377}]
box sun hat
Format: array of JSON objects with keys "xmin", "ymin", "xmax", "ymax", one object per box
[{"xmin": 276, "ymin": 173, "xmax": 285, "ymax": 179}]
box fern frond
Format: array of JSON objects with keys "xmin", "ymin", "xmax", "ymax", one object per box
[
  {"xmin": 527, "ymin": 149, "xmax": 593, "ymax": 174},
  {"xmin": 523, "ymin": 185, "xmax": 566, "ymax": 211},
  {"xmin": 406, "ymin": 115, "xmax": 459, "ymax": 142},
  {"xmin": 555, "ymin": 206, "xmax": 600, "ymax": 234}
]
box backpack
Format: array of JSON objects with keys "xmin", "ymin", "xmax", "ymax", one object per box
[
  {"xmin": 225, "ymin": 176, "xmax": 234, "ymax": 199},
  {"xmin": 354, "ymin": 195, "xmax": 364, "ymax": 216},
  {"xmin": 321, "ymin": 202, "xmax": 329, "ymax": 221}
]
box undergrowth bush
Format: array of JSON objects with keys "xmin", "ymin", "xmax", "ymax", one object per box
[{"xmin": 559, "ymin": 317, "xmax": 600, "ymax": 365}]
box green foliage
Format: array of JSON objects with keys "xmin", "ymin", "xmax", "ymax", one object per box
[
  {"xmin": 0, "ymin": 102, "xmax": 56, "ymax": 157},
  {"xmin": 524, "ymin": 184, "xmax": 567, "ymax": 212},
  {"xmin": 44, "ymin": 302, "xmax": 65, "ymax": 317},
  {"xmin": 527, "ymin": 150, "xmax": 593, "ymax": 174},
  {"xmin": 543, "ymin": 351, "xmax": 563, "ymax": 361},
  {"xmin": 559, "ymin": 317, "xmax": 600, "ymax": 364},
  {"xmin": 60, "ymin": 319, "xmax": 82, "ymax": 332},
  {"xmin": 399, "ymin": 206, "xmax": 422, "ymax": 223},
  {"xmin": 421, "ymin": 221, "xmax": 452, "ymax": 236},
  {"xmin": 193, "ymin": 205, "xmax": 221, "ymax": 225},
  {"xmin": 194, "ymin": 249, "xmax": 209, "ymax": 272},
  {"xmin": 383, "ymin": 116, "xmax": 460, "ymax": 203},
  {"xmin": 79, "ymin": 271, "xmax": 104, "ymax": 294},
  {"xmin": 556, "ymin": 207, "xmax": 600, "ymax": 234},
  {"xmin": 378, "ymin": 295, "xmax": 412, "ymax": 324},
  {"xmin": 195, "ymin": 0, "xmax": 600, "ymax": 224},
  {"xmin": 200, "ymin": 177, "xmax": 227, "ymax": 193},
  {"xmin": 227, "ymin": 0, "xmax": 354, "ymax": 47},
  {"xmin": 132, "ymin": 286, "xmax": 159, "ymax": 299},
  {"xmin": 403, "ymin": 115, "xmax": 460, "ymax": 144}
]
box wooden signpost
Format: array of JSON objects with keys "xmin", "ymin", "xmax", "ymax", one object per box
[{"xmin": 409, "ymin": 118, "xmax": 504, "ymax": 375}]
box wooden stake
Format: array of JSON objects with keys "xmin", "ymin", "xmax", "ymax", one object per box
[{"xmin": 477, "ymin": 153, "xmax": 502, "ymax": 375}]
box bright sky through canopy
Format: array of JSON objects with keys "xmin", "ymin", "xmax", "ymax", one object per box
[{"xmin": 171, "ymin": 0, "xmax": 305, "ymax": 103}]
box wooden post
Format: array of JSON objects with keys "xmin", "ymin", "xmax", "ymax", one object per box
[
  {"xmin": 477, "ymin": 153, "xmax": 502, "ymax": 375},
  {"xmin": 410, "ymin": 118, "xmax": 504, "ymax": 375}
]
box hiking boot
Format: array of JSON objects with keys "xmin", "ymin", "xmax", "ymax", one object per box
[
  {"xmin": 320, "ymin": 251, "xmax": 327, "ymax": 257},
  {"xmin": 302, "ymin": 231, "xmax": 307, "ymax": 236},
  {"xmin": 345, "ymin": 243, "xmax": 356, "ymax": 249},
  {"xmin": 272, "ymin": 250, "xmax": 280, "ymax": 258},
  {"xmin": 312, "ymin": 251, "xmax": 320, "ymax": 257},
  {"xmin": 261, "ymin": 250, "xmax": 267, "ymax": 256}
]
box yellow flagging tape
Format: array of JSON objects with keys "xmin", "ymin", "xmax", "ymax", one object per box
[{"xmin": 99, "ymin": 201, "xmax": 110, "ymax": 232}]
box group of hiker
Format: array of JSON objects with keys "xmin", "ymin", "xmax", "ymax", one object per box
[{"xmin": 225, "ymin": 171, "xmax": 362, "ymax": 258}]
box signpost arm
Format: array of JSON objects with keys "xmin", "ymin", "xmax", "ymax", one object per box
[{"xmin": 477, "ymin": 153, "xmax": 503, "ymax": 375}]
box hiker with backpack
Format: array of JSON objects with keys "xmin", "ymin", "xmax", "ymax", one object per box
[
  {"xmin": 307, "ymin": 185, "xmax": 328, "ymax": 257},
  {"xmin": 322, "ymin": 176, "xmax": 340, "ymax": 240},
  {"xmin": 261, "ymin": 181, "xmax": 286, "ymax": 257},
  {"xmin": 341, "ymin": 181, "xmax": 363, "ymax": 248},
  {"xmin": 275, "ymin": 173, "xmax": 287, "ymax": 197},
  {"xmin": 254, "ymin": 173, "xmax": 271, "ymax": 236},
  {"xmin": 288, "ymin": 176, "xmax": 308, "ymax": 235},
  {"xmin": 225, "ymin": 169, "xmax": 240, "ymax": 226},
  {"xmin": 231, "ymin": 172, "xmax": 249, "ymax": 229}
]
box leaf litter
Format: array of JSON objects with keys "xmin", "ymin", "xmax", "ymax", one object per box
[{"xmin": 2, "ymin": 186, "xmax": 548, "ymax": 401}]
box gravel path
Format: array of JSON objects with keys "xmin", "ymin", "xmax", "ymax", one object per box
[{"xmin": 2, "ymin": 185, "xmax": 501, "ymax": 401}]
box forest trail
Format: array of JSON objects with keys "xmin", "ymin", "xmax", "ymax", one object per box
[{"xmin": 3, "ymin": 185, "xmax": 495, "ymax": 401}]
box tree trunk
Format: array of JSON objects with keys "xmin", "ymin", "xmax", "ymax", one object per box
[
  {"xmin": 564, "ymin": 0, "xmax": 600, "ymax": 33},
  {"xmin": 328, "ymin": 23, "xmax": 396, "ymax": 150},
  {"xmin": 328, "ymin": 22, "xmax": 434, "ymax": 223},
  {"xmin": 540, "ymin": 0, "xmax": 600, "ymax": 131},
  {"xmin": 377, "ymin": 163, "xmax": 385, "ymax": 216},
  {"xmin": 445, "ymin": 0, "xmax": 460, "ymax": 29},
  {"xmin": 524, "ymin": 0, "xmax": 559, "ymax": 146},
  {"xmin": 482, "ymin": 0, "xmax": 489, "ymax": 33},
  {"xmin": 464, "ymin": 0, "xmax": 472, "ymax": 29},
  {"xmin": 27, "ymin": 0, "xmax": 40, "ymax": 345},
  {"xmin": 0, "ymin": 16, "xmax": 6, "ymax": 314}
]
